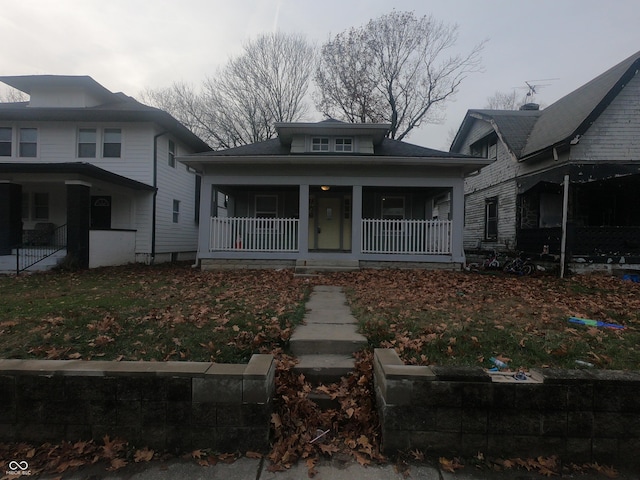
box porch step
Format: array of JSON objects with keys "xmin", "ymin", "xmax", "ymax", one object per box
[
  {"xmin": 289, "ymin": 325, "xmax": 367, "ymax": 356},
  {"xmin": 294, "ymin": 259, "xmax": 360, "ymax": 274},
  {"xmin": 294, "ymin": 354, "xmax": 356, "ymax": 385}
]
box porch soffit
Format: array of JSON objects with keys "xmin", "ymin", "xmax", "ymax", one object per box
[
  {"xmin": 517, "ymin": 163, "xmax": 640, "ymax": 194},
  {"xmin": 0, "ymin": 162, "xmax": 155, "ymax": 191},
  {"xmin": 181, "ymin": 155, "xmax": 492, "ymax": 176}
]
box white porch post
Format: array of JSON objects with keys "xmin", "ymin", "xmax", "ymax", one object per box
[
  {"xmin": 199, "ymin": 179, "xmax": 213, "ymax": 254},
  {"xmin": 450, "ymin": 181, "xmax": 465, "ymax": 263},
  {"xmin": 298, "ymin": 184, "xmax": 309, "ymax": 255},
  {"xmin": 351, "ymin": 185, "xmax": 362, "ymax": 256}
]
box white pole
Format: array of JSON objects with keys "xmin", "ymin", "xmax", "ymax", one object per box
[{"xmin": 560, "ymin": 174, "xmax": 570, "ymax": 278}]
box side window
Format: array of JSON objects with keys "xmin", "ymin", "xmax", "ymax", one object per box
[
  {"xmin": 172, "ymin": 199, "xmax": 180, "ymax": 223},
  {"xmin": 485, "ymin": 197, "xmax": 498, "ymax": 240},
  {"xmin": 168, "ymin": 139, "xmax": 176, "ymax": 168},
  {"xmin": 0, "ymin": 127, "xmax": 12, "ymax": 156},
  {"xmin": 78, "ymin": 128, "xmax": 97, "ymax": 158},
  {"xmin": 19, "ymin": 128, "xmax": 37, "ymax": 157},
  {"xmin": 103, "ymin": 128, "xmax": 121, "ymax": 157}
]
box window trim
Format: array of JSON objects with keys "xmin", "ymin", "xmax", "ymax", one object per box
[
  {"xmin": 485, "ymin": 197, "xmax": 498, "ymax": 240},
  {"xmin": 102, "ymin": 128, "xmax": 122, "ymax": 158},
  {"xmin": 172, "ymin": 199, "xmax": 180, "ymax": 223},
  {"xmin": 19, "ymin": 127, "xmax": 37, "ymax": 158},
  {"xmin": 311, "ymin": 137, "xmax": 329, "ymax": 152},
  {"xmin": 0, "ymin": 127, "xmax": 12, "ymax": 157},
  {"xmin": 77, "ymin": 128, "xmax": 97, "ymax": 158},
  {"xmin": 381, "ymin": 196, "xmax": 405, "ymax": 220},
  {"xmin": 255, "ymin": 194, "xmax": 278, "ymax": 218},
  {"xmin": 33, "ymin": 192, "xmax": 50, "ymax": 221}
]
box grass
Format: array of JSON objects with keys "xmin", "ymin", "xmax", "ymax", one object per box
[
  {"xmin": 1, "ymin": 264, "xmax": 639, "ymax": 370},
  {"xmin": 0, "ymin": 263, "xmax": 310, "ymax": 363}
]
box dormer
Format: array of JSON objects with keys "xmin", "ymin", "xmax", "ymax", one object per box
[
  {"xmin": 275, "ymin": 120, "xmax": 390, "ymax": 155},
  {"xmin": 0, "ymin": 75, "xmax": 116, "ymax": 108}
]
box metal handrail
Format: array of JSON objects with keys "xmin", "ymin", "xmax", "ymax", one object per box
[{"xmin": 16, "ymin": 224, "xmax": 67, "ymax": 274}]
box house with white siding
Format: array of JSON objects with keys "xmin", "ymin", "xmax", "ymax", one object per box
[
  {"xmin": 451, "ymin": 50, "xmax": 640, "ymax": 272},
  {"xmin": 179, "ymin": 120, "xmax": 490, "ymax": 272},
  {"xmin": 0, "ymin": 75, "xmax": 211, "ymax": 273}
]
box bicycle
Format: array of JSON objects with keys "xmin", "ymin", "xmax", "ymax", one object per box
[{"xmin": 503, "ymin": 253, "xmax": 536, "ymax": 275}]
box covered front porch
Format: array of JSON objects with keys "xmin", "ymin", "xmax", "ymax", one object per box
[
  {"xmin": 199, "ymin": 180, "xmax": 462, "ymax": 270},
  {"xmin": 0, "ymin": 163, "xmax": 153, "ymax": 272},
  {"xmin": 516, "ymin": 164, "xmax": 640, "ymax": 262}
]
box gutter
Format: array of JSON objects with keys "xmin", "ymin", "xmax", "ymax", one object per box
[{"xmin": 151, "ymin": 131, "xmax": 168, "ymax": 264}]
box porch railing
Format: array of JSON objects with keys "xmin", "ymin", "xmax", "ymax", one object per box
[
  {"xmin": 16, "ymin": 224, "xmax": 67, "ymax": 274},
  {"xmin": 210, "ymin": 217, "xmax": 299, "ymax": 252},
  {"xmin": 361, "ymin": 219, "xmax": 452, "ymax": 254}
]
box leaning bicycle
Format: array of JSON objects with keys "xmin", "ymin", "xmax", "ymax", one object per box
[{"xmin": 503, "ymin": 253, "xmax": 536, "ymax": 275}]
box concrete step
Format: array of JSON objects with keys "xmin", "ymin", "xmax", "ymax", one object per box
[
  {"xmin": 294, "ymin": 354, "xmax": 355, "ymax": 385},
  {"xmin": 289, "ymin": 324, "xmax": 367, "ymax": 356},
  {"xmin": 294, "ymin": 259, "xmax": 360, "ymax": 274}
]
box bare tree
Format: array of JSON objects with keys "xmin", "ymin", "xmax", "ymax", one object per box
[
  {"xmin": 315, "ymin": 11, "xmax": 485, "ymax": 141},
  {"xmin": 140, "ymin": 32, "xmax": 315, "ymax": 150},
  {"xmin": 0, "ymin": 87, "xmax": 28, "ymax": 103},
  {"xmin": 484, "ymin": 90, "xmax": 520, "ymax": 110}
]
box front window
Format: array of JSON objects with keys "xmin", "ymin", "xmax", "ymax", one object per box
[
  {"xmin": 312, "ymin": 137, "xmax": 329, "ymax": 152},
  {"xmin": 103, "ymin": 128, "xmax": 121, "ymax": 157},
  {"xmin": 168, "ymin": 139, "xmax": 176, "ymax": 167},
  {"xmin": 0, "ymin": 127, "xmax": 11, "ymax": 156},
  {"xmin": 382, "ymin": 196, "xmax": 405, "ymax": 220},
  {"xmin": 33, "ymin": 192, "xmax": 49, "ymax": 220},
  {"xmin": 172, "ymin": 199, "xmax": 180, "ymax": 223},
  {"xmin": 485, "ymin": 197, "xmax": 498, "ymax": 240},
  {"xmin": 19, "ymin": 128, "xmax": 37, "ymax": 157},
  {"xmin": 78, "ymin": 128, "xmax": 97, "ymax": 158},
  {"xmin": 335, "ymin": 138, "xmax": 353, "ymax": 152},
  {"xmin": 255, "ymin": 195, "xmax": 278, "ymax": 218}
]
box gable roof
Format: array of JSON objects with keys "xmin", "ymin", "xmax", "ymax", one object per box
[
  {"xmin": 522, "ymin": 50, "xmax": 640, "ymax": 157},
  {"xmin": 451, "ymin": 109, "xmax": 540, "ymax": 158},
  {"xmin": 0, "ymin": 75, "xmax": 211, "ymax": 153},
  {"xmin": 451, "ymin": 50, "xmax": 640, "ymax": 160}
]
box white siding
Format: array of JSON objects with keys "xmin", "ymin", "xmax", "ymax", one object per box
[
  {"xmin": 154, "ymin": 135, "xmax": 200, "ymax": 254},
  {"xmin": 462, "ymin": 120, "xmax": 521, "ymax": 250},
  {"xmin": 569, "ymin": 71, "xmax": 640, "ymax": 162}
]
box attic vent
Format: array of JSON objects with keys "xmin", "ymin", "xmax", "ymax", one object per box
[{"xmin": 519, "ymin": 103, "xmax": 540, "ymax": 111}]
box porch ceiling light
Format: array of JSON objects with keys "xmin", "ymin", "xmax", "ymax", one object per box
[{"xmin": 321, "ymin": 185, "xmax": 330, "ymax": 191}]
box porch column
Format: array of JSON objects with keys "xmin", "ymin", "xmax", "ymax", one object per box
[
  {"xmin": 66, "ymin": 181, "xmax": 91, "ymax": 269},
  {"xmin": 450, "ymin": 181, "xmax": 465, "ymax": 262},
  {"xmin": 0, "ymin": 182, "xmax": 22, "ymax": 255},
  {"xmin": 351, "ymin": 185, "xmax": 362, "ymax": 256},
  {"xmin": 298, "ymin": 184, "xmax": 309, "ymax": 254}
]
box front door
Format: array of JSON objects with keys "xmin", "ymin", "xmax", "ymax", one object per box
[
  {"xmin": 91, "ymin": 196, "xmax": 111, "ymax": 229},
  {"xmin": 316, "ymin": 197, "xmax": 342, "ymax": 250}
]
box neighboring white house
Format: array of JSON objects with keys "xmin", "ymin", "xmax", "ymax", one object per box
[
  {"xmin": 0, "ymin": 75, "xmax": 211, "ymax": 272},
  {"xmin": 451, "ymin": 50, "xmax": 640, "ymax": 271},
  {"xmin": 180, "ymin": 120, "xmax": 491, "ymax": 272}
]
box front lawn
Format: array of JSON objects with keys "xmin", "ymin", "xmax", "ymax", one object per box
[{"xmin": 1, "ymin": 264, "xmax": 639, "ymax": 370}]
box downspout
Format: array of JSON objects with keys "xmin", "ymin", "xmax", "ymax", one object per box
[{"xmin": 151, "ymin": 131, "xmax": 168, "ymax": 264}]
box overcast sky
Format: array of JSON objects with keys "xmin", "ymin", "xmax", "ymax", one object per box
[{"xmin": 2, "ymin": 0, "xmax": 640, "ymax": 150}]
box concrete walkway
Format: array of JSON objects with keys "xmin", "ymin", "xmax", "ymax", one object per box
[
  {"xmin": 41, "ymin": 456, "xmax": 638, "ymax": 480},
  {"xmin": 290, "ymin": 286, "xmax": 367, "ymax": 385}
]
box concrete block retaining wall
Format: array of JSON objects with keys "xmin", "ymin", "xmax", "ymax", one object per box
[
  {"xmin": 374, "ymin": 349, "xmax": 640, "ymax": 468},
  {"xmin": 0, "ymin": 355, "xmax": 275, "ymax": 452}
]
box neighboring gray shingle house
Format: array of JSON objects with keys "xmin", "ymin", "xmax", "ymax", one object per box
[
  {"xmin": 180, "ymin": 120, "xmax": 490, "ymax": 272},
  {"xmin": 0, "ymin": 75, "xmax": 211, "ymax": 272},
  {"xmin": 451, "ymin": 50, "xmax": 640, "ymax": 271}
]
